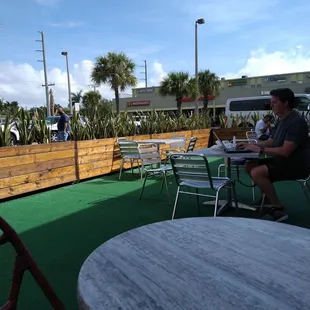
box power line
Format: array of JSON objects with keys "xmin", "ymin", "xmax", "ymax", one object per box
[{"xmin": 140, "ymin": 60, "xmax": 148, "ymax": 88}]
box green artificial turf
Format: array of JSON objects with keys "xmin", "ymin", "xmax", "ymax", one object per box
[{"xmin": 0, "ymin": 158, "xmax": 309, "ymax": 309}]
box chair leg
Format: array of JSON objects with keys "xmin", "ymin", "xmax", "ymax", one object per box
[
  {"xmin": 163, "ymin": 172, "xmax": 171, "ymax": 205},
  {"xmin": 300, "ymin": 182, "xmax": 310, "ymax": 205},
  {"xmin": 130, "ymin": 159, "xmax": 134, "ymax": 174},
  {"xmin": 214, "ymin": 190, "xmax": 220, "ymax": 217},
  {"xmin": 259, "ymin": 194, "xmax": 266, "ymax": 213},
  {"xmin": 136, "ymin": 159, "xmax": 141, "ymax": 174},
  {"xmin": 160, "ymin": 173, "xmax": 165, "ymax": 193},
  {"xmin": 252, "ymin": 180, "xmax": 256, "ymax": 201},
  {"xmin": 232, "ymin": 181, "xmax": 239, "ymax": 210},
  {"xmin": 140, "ymin": 163, "xmax": 144, "ymax": 180},
  {"xmin": 171, "ymin": 186, "xmax": 181, "ymax": 220},
  {"xmin": 119, "ymin": 159, "xmax": 124, "ymax": 180},
  {"xmin": 139, "ymin": 171, "xmax": 149, "ymax": 200},
  {"xmin": 30, "ymin": 264, "xmax": 66, "ymax": 310}
]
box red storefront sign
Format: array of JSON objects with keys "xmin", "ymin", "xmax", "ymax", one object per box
[
  {"xmin": 182, "ymin": 95, "xmax": 215, "ymax": 102},
  {"xmin": 127, "ymin": 100, "xmax": 150, "ymax": 107}
]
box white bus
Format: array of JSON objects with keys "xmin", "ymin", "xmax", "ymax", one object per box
[{"xmin": 225, "ymin": 93, "xmax": 310, "ymax": 127}]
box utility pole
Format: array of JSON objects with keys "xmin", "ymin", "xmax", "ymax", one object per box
[
  {"xmin": 36, "ymin": 31, "xmax": 53, "ymax": 116},
  {"xmin": 194, "ymin": 18, "xmax": 205, "ymax": 115},
  {"xmin": 61, "ymin": 51, "xmax": 73, "ymax": 113},
  {"xmin": 140, "ymin": 60, "xmax": 148, "ymax": 88},
  {"xmin": 88, "ymin": 84, "xmax": 99, "ymax": 92}
]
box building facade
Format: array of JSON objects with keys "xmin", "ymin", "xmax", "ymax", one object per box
[{"xmin": 118, "ymin": 71, "xmax": 310, "ymax": 116}]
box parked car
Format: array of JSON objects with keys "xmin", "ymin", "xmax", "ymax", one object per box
[
  {"xmin": 0, "ymin": 119, "xmax": 20, "ymax": 145},
  {"xmin": 45, "ymin": 114, "xmax": 86, "ymax": 142}
]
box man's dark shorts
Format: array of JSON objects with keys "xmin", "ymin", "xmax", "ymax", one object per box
[{"xmin": 257, "ymin": 158, "xmax": 309, "ymax": 182}]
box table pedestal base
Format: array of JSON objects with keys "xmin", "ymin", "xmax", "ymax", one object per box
[{"xmin": 203, "ymin": 200, "xmax": 259, "ymax": 215}]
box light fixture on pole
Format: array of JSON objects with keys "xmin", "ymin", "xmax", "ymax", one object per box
[
  {"xmin": 194, "ymin": 18, "xmax": 205, "ymax": 115},
  {"xmin": 61, "ymin": 51, "xmax": 73, "ymax": 113}
]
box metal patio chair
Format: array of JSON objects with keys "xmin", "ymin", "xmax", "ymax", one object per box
[
  {"xmin": 161, "ymin": 134, "xmax": 187, "ymax": 158},
  {"xmin": 164, "ymin": 136, "xmax": 198, "ymax": 165},
  {"xmin": 217, "ymin": 138, "xmax": 257, "ymax": 201},
  {"xmin": 139, "ymin": 144, "xmax": 173, "ymax": 204},
  {"xmin": 118, "ymin": 139, "xmax": 150, "ymax": 180},
  {"xmin": 186, "ymin": 136, "xmax": 198, "ymax": 152},
  {"xmin": 170, "ymin": 153, "xmax": 238, "ymax": 219}
]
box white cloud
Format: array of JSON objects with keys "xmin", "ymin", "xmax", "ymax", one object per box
[
  {"xmin": 5, "ymin": 46, "xmax": 309, "ymax": 108},
  {"xmin": 150, "ymin": 61, "xmax": 167, "ymax": 85},
  {"xmin": 224, "ymin": 46, "xmax": 310, "ymax": 78},
  {"xmin": 0, "ymin": 60, "xmax": 167, "ymax": 108}
]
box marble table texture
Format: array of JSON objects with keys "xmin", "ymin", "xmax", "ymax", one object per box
[{"xmin": 77, "ymin": 217, "xmax": 310, "ymax": 310}]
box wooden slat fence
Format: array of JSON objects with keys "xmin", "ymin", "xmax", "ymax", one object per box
[{"xmin": 0, "ymin": 129, "xmax": 212, "ymax": 200}]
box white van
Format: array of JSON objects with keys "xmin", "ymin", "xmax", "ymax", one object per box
[{"xmin": 225, "ymin": 93, "xmax": 310, "ymax": 127}]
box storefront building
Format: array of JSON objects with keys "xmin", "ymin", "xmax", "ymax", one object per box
[{"xmin": 118, "ymin": 71, "xmax": 310, "ymax": 116}]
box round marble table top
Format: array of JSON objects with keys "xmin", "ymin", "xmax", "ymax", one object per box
[{"xmin": 77, "ymin": 217, "xmax": 310, "ymax": 310}]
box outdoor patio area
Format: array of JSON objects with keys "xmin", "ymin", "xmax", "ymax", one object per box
[{"xmin": 1, "ymin": 157, "xmax": 309, "ymax": 309}]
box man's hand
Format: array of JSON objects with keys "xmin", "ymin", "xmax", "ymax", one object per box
[
  {"xmin": 244, "ymin": 144, "xmax": 261, "ymax": 153},
  {"xmin": 236, "ymin": 142, "xmax": 248, "ymax": 149}
]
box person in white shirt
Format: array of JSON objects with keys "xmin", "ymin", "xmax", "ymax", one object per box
[{"xmin": 255, "ymin": 115, "xmax": 273, "ymax": 140}]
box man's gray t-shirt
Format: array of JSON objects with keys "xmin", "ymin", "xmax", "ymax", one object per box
[{"xmin": 271, "ymin": 110, "xmax": 310, "ymax": 168}]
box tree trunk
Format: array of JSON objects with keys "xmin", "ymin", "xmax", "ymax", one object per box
[
  {"xmin": 176, "ymin": 98, "xmax": 182, "ymax": 117},
  {"xmin": 114, "ymin": 88, "xmax": 120, "ymax": 115},
  {"xmin": 203, "ymin": 98, "xmax": 209, "ymax": 111}
]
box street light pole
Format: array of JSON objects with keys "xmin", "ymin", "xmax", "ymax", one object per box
[
  {"xmin": 194, "ymin": 18, "xmax": 205, "ymax": 115},
  {"xmin": 61, "ymin": 51, "xmax": 73, "ymax": 113}
]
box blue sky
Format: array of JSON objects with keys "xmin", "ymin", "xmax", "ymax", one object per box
[{"xmin": 1, "ymin": 0, "xmax": 310, "ymax": 106}]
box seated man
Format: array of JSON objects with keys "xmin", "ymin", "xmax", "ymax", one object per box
[
  {"xmin": 237, "ymin": 88, "xmax": 310, "ymax": 222},
  {"xmin": 255, "ymin": 114, "xmax": 273, "ymax": 141}
]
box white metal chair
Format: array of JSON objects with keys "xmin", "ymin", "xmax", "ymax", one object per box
[
  {"xmin": 165, "ymin": 136, "xmax": 198, "ymax": 164},
  {"xmin": 139, "ymin": 144, "xmax": 173, "ymax": 204},
  {"xmin": 118, "ymin": 139, "xmax": 149, "ymax": 180},
  {"xmin": 186, "ymin": 136, "xmax": 197, "ymax": 152},
  {"xmin": 162, "ymin": 134, "xmax": 187, "ymax": 158},
  {"xmin": 217, "ymin": 138, "xmax": 257, "ymax": 201},
  {"xmin": 246, "ymin": 130, "xmax": 258, "ymax": 140},
  {"xmin": 170, "ymin": 153, "xmax": 238, "ymax": 219}
]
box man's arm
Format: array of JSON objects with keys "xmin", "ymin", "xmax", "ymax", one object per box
[
  {"xmin": 256, "ymin": 138, "xmax": 273, "ymax": 147},
  {"xmin": 262, "ymin": 121, "xmax": 306, "ymax": 157}
]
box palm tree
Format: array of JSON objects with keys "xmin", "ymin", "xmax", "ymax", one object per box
[
  {"xmin": 82, "ymin": 90, "xmax": 102, "ymax": 119},
  {"xmin": 159, "ymin": 72, "xmax": 198, "ymax": 116},
  {"xmin": 198, "ymin": 70, "xmax": 221, "ymax": 110},
  {"xmin": 91, "ymin": 52, "xmax": 138, "ymax": 114},
  {"xmin": 71, "ymin": 90, "xmax": 83, "ymax": 105},
  {"xmin": 82, "ymin": 91, "xmax": 101, "ymax": 109}
]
